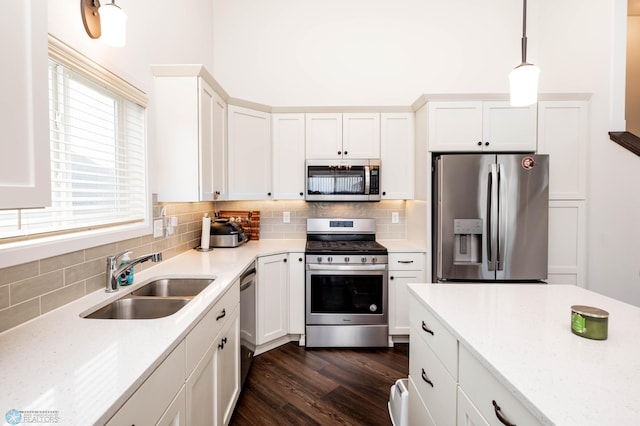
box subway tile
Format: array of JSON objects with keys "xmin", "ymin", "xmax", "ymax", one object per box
[
  {"xmin": 0, "ymin": 261, "xmax": 39, "ymax": 286},
  {"xmin": 41, "ymin": 282, "xmax": 85, "ymax": 314},
  {"xmin": 40, "ymin": 250, "xmax": 85, "ymax": 274},
  {"xmin": 11, "ymin": 270, "xmax": 64, "ymax": 304},
  {"xmin": 0, "ymin": 285, "xmax": 9, "ymax": 309},
  {"xmin": 86, "ymin": 275, "xmax": 105, "ymax": 294},
  {"xmin": 64, "ymin": 258, "xmax": 103, "ymax": 284},
  {"xmin": 0, "ymin": 299, "xmax": 40, "ymax": 333},
  {"xmin": 116, "ymin": 237, "xmax": 144, "ymax": 253},
  {"xmin": 85, "ymin": 243, "xmax": 118, "ymax": 261}
]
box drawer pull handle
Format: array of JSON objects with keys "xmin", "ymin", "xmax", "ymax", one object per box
[
  {"xmin": 218, "ymin": 337, "xmax": 228, "ymax": 350},
  {"xmin": 421, "ymin": 321, "xmax": 434, "ymax": 335},
  {"xmin": 421, "ymin": 368, "xmax": 434, "ymax": 387},
  {"xmin": 398, "ymin": 260, "xmax": 414, "ymax": 264},
  {"xmin": 492, "ymin": 400, "xmax": 516, "ymax": 426},
  {"xmin": 216, "ymin": 309, "xmax": 226, "ymax": 321}
]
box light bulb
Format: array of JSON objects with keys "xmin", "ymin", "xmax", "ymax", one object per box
[
  {"xmin": 509, "ymin": 63, "xmax": 540, "ymax": 107},
  {"xmin": 99, "ymin": 2, "xmax": 127, "ymax": 47}
]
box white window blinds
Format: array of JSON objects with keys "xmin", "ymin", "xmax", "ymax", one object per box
[{"xmin": 0, "ymin": 39, "xmax": 147, "ymax": 240}]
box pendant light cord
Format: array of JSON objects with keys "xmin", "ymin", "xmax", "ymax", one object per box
[{"xmin": 521, "ymin": 0, "xmax": 528, "ymax": 64}]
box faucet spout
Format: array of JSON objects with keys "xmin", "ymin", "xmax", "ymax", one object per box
[{"xmin": 105, "ymin": 252, "xmax": 163, "ymax": 292}]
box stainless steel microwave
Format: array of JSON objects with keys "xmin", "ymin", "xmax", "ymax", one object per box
[{"xmin": 305, "ymin": 159, "xmax": 381, "ymax": 201}]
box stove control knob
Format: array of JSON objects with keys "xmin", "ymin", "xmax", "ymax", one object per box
[
  {"xmin": 361, "ymin": 257, "xmax": 367, "ymax": 263},
  {"xmin": 344, "ymin": 257, "xmax": 350, "ymax": 263},
  {"xmin": 328, "ymin": 256, "xmax": 333, "ymax": 263},
  {"xmin": 317, "ymin": 256, "xmax": 322, "ymax": 263},
  {"xmin": 371, "ymin": 257, "xmax": 377, "ymax": 263}
]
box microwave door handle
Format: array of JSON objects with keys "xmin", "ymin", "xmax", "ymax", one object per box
[
  {"xmin": 487, "ymin": 164, "xmax": 498, "ymax": 271},
  {"xmin": 497, "ymin": 163, "xmax": 507, "ymax": 271},
  {"xmin": 364, "ymin": 165, "xmax": 370, "ymax": 195}
]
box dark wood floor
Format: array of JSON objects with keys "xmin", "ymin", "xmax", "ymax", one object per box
[{"xmin": 230, "ymin": 342, "xmax": 409, "ymax": 426}]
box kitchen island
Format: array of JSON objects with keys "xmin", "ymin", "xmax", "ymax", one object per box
[{"xmin": 408, "ymin": 283, "xmax": 640, "ymax": 425}]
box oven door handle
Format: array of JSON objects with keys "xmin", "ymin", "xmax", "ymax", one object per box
[{"xmin": 306, "ymin": 264, "xmax": 387, "ymax": 272}]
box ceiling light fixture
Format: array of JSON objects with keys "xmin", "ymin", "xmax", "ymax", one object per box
[
  {"xmin": 81, "ymin": 0, "xmax": 127, "ymax": 48},
  {"xmin": 509, "ymin": 0, "xmax": 540, "ymax": 106}
]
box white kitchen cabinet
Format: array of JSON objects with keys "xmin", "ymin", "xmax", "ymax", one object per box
[
  {"xmin": 186, "ymin": 306, "xmax": 240, "ymax": 426},
  {"xmin": 257, "ymin": 253, "xmax": 289, "ymax": 345},
  {"xmin": 228, "ymin": 105, "xmax": 272, "ymax": 200},
  {"xmin": 457, "ymin": 386, "xmax": 489, "ymax": 426},
  {"xmin": 288, "ymin": 253, "xmax": 306, "ymax": 336},
  {"xmin": 272, "ymin": 113, "xmax": 305, "ymax": 199},
  {"xmin": 388, "ymin": 252, "xmax": 425, "ymax": 335},
  {"xmin": 428, "ymin": 101, "xmax": 537, "ymax": 152},
  {"xmin": 158, "ymin": 386, "xmax": 186, "ymax": 426},
  {"xmin": 0, "ymin": 1, "xmax": 50, "ymax": 209},
  {"xmin": 107, "ymin": 341, "xmax": 186, "ymax": 425},
  {"xmin": 305, "ymin": 113, "xmax": 380, "ymax": 159},
  {"xmin": 547, "ymin": 201, "xmax": 587, "ymax": 286},
  {"xmin": 381, "ymin": 113, "xmax": 415, "ymax": 199},
  {"xmin": 153, "ymin": 65, "xmax": 226, "ymax": 202}
]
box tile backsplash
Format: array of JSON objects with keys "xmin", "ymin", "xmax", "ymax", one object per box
[{"xmin": 0, "ymin": 199, "xmax": 406, "ymax": 333}]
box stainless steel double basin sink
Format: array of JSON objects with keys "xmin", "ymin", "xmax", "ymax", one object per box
[{"xmin": 83, "ymin": 278, "xmax": 214, "ymax": 319}]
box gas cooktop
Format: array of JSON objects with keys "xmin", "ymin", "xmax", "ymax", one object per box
[{"xmin": 305, "ymin": 239, "xmax": 387, "ymax": 254}]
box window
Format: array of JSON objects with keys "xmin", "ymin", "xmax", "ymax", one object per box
[{"xmin": 0, "ymin": 39, "xmax": 147, "ymax": 241}]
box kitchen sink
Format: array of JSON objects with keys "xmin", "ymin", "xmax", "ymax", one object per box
[
  {"xmin": 129, "ymin": 278, "xmax": 214, "ymax": 298},
  {"xmin": 83, "ymin": 297, "xmax": 191, "ymax": 319},
  {"xmin": 82, "ymin": 277, "xmax": 214, "ymax": 319}
]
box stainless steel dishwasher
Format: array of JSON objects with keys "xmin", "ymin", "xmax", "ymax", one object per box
[{"xmin": 239, "ymin": 262, "xmax": 257, "ymax": 387}]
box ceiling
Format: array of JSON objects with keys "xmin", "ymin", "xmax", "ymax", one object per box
[{"xmin": 631, "ymin": 0, "xmax": 640, "ymax": 16}]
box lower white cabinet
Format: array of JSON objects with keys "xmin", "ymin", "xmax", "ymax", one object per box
[
  {"xmin": 288, "ymin": 253, "xmax": 305, "ymax": 335},
  {"xmin": 158, "ymin": 386, "xmax": 187, "ymax": 426},
  {"xmin": 107, "ymin": 341, "xmax": 186, "ymax": 425},
  {"xmin": 457, "ymin": 386, "xmax": 489, "ymax": 426},
  {"xmin": 388, "ymin": 252, "xmax": 425, "ymax": 335},
  {"xmin": 257, "ymin": 253, "xmax": 289, "ymax": 345}
]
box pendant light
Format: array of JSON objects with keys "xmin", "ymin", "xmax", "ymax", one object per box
[
  {"xmin": 81, "ymin": 0, "xmax": 127, "ymax": 47},
  {"xmin": 509, "ymin": 0, "xmax": 540, "ymax": 106}
]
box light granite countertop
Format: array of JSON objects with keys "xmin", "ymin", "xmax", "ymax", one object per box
[{"xmin": 408, "ymin": 283, "xmax": 640, "ymax": 425}]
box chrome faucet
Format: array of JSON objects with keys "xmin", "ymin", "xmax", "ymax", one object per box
[{"xmin": 105, "ymin": 250, "xmax": 163, "ymax": 292}]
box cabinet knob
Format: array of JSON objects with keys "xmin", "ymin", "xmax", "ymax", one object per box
[
  {"xmin": 344, "ymin": 151, "xmax": 348, "ymax": 155},
  {"xmin": 338, "ymin": 151, "xmax": 342, "ymax": 155},
  {"xmin": 267, "ymin": 192, "xmax": 272, "ymax": 196},
  {"xmin": 485, "ymin": 141, "xmax": 490, "ymax": 146},
  {"xmin": 382, "ymin": 191, "xmax": 386, "ymax": 196},
  {"xmin": 298, "ymin": 257, "xmax": 303, "ymax": 262},
  {"xmin": 283, "ymin": 258, "xmax": 287, "ymax": 263},
  {"xmin": 477, "ymin": 141, "xmax": 482, "ymax": 146},
  {"xmin": 299, "ymin": 192, "xmax": 304, "ymax": 196}
]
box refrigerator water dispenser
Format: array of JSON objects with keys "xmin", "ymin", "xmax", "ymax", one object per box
[{"xmin": 453, "ymin": 219, "xmax": 482, "ymax": 264}]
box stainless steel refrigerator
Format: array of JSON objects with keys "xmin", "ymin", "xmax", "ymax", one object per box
[{"xmin": 433, "ymin": 153, "xmax": 549, "ymax": 282}]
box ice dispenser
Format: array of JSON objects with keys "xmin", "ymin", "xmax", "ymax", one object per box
[{"xmin": 453, "ymin": 219, "xmax": 482, "ymax": 264}]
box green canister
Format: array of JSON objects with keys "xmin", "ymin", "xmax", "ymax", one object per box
[{"xmin": 571, "ymin": 305, "xmax": 609, "ymax": 340}]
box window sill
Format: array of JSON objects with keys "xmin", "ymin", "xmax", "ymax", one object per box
[
  {"xmin": 0, "ymin": 222, "xmax": 152, "ymax": 269},
  {"xmin": 609, "ymin": 131, "xmax": 640, "ymax": 157}
]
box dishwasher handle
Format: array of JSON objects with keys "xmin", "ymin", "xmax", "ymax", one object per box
[{"xmin": 239, "ymin": 267, "xmax": 256, "ymax": 291}]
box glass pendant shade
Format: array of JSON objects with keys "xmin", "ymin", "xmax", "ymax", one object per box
[
  {"xmin": 99, "ymin": 2, "xmax": 127, "ymax": 47},
  {"xmin": 509, "ymin": 63, "xmax": 540, "ymax": 107}
]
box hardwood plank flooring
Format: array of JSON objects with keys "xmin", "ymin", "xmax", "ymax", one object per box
[{"xmin": 230, "ymin": 342, "xmax": 409, "ymax": 426}]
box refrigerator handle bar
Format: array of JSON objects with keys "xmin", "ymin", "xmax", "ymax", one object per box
[
  {"xmin": 487, "ymin": 164, "xmax": 498, "ymax": 271},
  {"xmin": 497, "ymin": 163, "xmax": 507, "ymax": 271}
]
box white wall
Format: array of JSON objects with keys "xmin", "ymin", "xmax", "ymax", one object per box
[{"xmin": 213, "ymin": 0, "xmax": 640, "ymax": 305}]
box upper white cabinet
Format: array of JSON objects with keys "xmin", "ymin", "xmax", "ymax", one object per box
[
  {"xmin": 152, "ymin": 65, "xmax": 227, "ymax": 202},
  {"xmin": 0, "ymin": 1, "xmax": 51, "ymax": 209},
  {"xmin": 428, "ymin": 101, "xmax": 537, "ymax": 152},
  {"xmin": 228, "ymin": 105, "xmax": 272, "ymax": 200},
  {"xmin": 305, "ymin": 113, "xmax": 380, "ymax": 159},
  {"xmin": 272, "ymin": 113, "xmax": 305, "ymax": 199},
  {"xmin": 381, "ymin": 113, "xmax": 415, "ymax": 199}
]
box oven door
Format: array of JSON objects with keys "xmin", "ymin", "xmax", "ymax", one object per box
[{"xmin": 306, "ymin": 264, "xmax": 388, "ymax": 326}]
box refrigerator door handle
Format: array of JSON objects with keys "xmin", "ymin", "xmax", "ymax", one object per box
[
  {"xmin": 487, "ymin": 164, "xmax": 498, "ymax": 271},
  {"xmin": 497, "ymin": 163, "xmax": 507, "ymax": 271}
]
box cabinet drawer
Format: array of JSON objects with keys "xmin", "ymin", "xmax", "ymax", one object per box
[
  {"xmin": 459, "ymin": 345, "xmax": 542, "ymax": 426},
  {"xmin": 409, "ymin": 332, "xmax": 457, "ymax": 426},
  {"xmin": 408, "ymin": 375, "xmax": 436, "ymax": 426},
  {"xmin": 389, "ymin": 252, "xmax": 425, "ymax": 271},
  {"xmin": 410, "ymin": 296, "xmax": 458, "ymax": 378},
  {"xmin": 186, "ymin": 280, "xmax": 240, "ymax": 373}
]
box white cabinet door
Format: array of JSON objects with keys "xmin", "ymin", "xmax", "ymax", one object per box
[
  {"xmin": 305, "ymin": 113, "xmax": 343, "ymax": 159},
  {"xmin": 342, "ymin": 113, "xmax": 380, "ymax": 158},
  {"xmin": 228, "ymin": 105, "xmax": 272, "ymax": 199},
  {"xmin": 157, "ymin": 386, "xmax": 186, "ymax": 426},
  {"xmin": 0, "ymin": 0, "xmax": 50, "ymax": 209},
  {"xmin": 428, "ymin": 102, "xmax": 483, "ymax": 152},
  {"xmin": 547, "ymin": 201, "xmax": 586, "ymax": 286},
  {"xmin": 537, "ymin": 100, "xmax": 588, "ymax": 200},
  {"xmin": 288, "ymin": 253, "xmax": 306, "ymax": 335},
  {"xmin": 216, "ymin": 308, "xmax": 240, "ymax": 426},
  {"xmin": 457, "ymin": 386, "xmax": 489, "ymax": 426},
  {"xmin": 153, "ymin": 66, "xmax": 225, "ymax": 202},
  {"xmin": 389, "ymin": 271, "xmax": 424, "ymax": 335},
  {"xmin": 257, "ymin": 253, "xmax": 289, "ymax": 345},
  {"xmin": 482, "ymin": 102, "xmax": 537, "ymax": 151},
  {"xmin": 428, "ymin": 101, "xmax": 537, "ymax": 152},
  {"xmin": 381, "ymin": 113, "xmax": 415, "ymax": 199},
  {"xmin": 186, "ymin": 336, "xmax": 216, "ymax": 425},
  {"xmin": 272, "ymin": 113, "xmax": 306, "ymax": 199}
]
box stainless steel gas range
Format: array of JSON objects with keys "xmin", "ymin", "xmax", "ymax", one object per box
[{"xmin": 305, "ymin": 218, "xmax": 389, "ymax": 348}]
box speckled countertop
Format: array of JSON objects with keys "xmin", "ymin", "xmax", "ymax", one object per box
[
  {"xmin": 408, "ymin": 283, "xmax": 640, "ymax": 425},
  {"xmin": 0, "ymin": 240, "xmax": 305, "ymax": 426}
]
